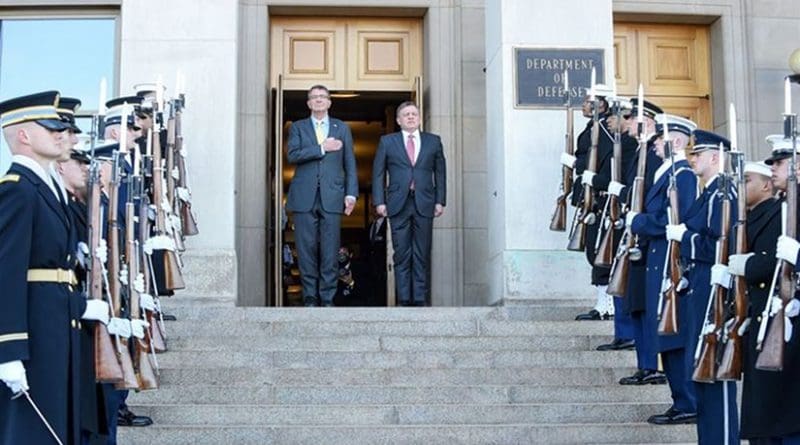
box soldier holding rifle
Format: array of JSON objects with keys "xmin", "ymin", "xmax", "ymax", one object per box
[
  {"xmin": 609, "ymin": 97, "xmax": 666, "ymax": 381},
  {"xmin": 627, "ymin": 115, "xmax": 698, "ymax": 421},
  {"xmin": 744, "ymin": 130, "xmax": 800, "ymax": 444},
  {"xmin": 723, "ymin": 157, "xmax": 784, "ymax": 443},
  {"xmin": 0, "ymin": 91, "xmax": 110, "ymax": 445},
  {"xmin": 564, "ymin": 83, "xmax": 618, "ymax": 321},
  {"xmin": 666, "ymin": 129, "xmax": 738, "ymax": 443}
]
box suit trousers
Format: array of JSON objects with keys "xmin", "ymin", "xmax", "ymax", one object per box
[
  {"xmin": 390, "ymin": 191, "xmax": 433, "ymax": 305},
  {"xmin": 293, "ymin": 190, "xmax": 341, "ymax": 304}
]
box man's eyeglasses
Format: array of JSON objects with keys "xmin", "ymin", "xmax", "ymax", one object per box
[{"xmin": 309, "ymin": 94, "xmax": 330, "ymax": 100}]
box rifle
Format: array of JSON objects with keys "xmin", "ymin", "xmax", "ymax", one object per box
[
  {"xmin": 152, "ymin": 102, "xmax": 186, "ymax": 291},
  {"xmin": 87, "ymin": 127, "xmax": 124, "ymax": 383},
  {"xmin": 108, "ymin": 151, "xmax": 140, "ymax": 390},
  {"xmin": 756, "ymin": 108, "xmax": 798, "ymax": 371},
  {"xmin": 125, "ymin": 160, "xmax": 159, "ymax": 390},
  {"xmin": 550, "ymin": 70, "xmax": 573, "ymax": 232},
  {"xmin": 594, "ymin": 98, "xmax": 625, "ymax": 267},
  {"xmin": 173, "ymin": 95, "xmax": 199, "ymax": 236},
  {"xmin": 608, "ymin": 87, "xmax": 648, "ymax": 296},
  {"xmin": 657, "ymin": 118, "xmax": 682, "ymax": 336},
  {"xmin": 567, "ymin": 94, "xmax": 601, "ymax": 251},
  {"xmin": 693, "ymin": 146, "xmax": 732, "ymax": 383},
  {"xmin": 165, "ymin": 106, "xmax": 186, "ymax": 253},
  {"xmin": 138, "ymin": 134, "xmax": 168, "ymax": 353},
  {"xmin": 717, "ymin": 123, "xmax": 748, "ymax": 380}
]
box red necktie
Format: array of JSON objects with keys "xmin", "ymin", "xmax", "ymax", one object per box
[{"xmin": 406, "ymin": 134, "xmax": 416, "ymax": 189}]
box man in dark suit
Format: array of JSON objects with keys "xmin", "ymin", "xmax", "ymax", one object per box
[
  {"xmin": 286, "ymin": 85, "xmax": 358, "ymax": 307},
  {"xmin": 372, "ymin": 101, "xmax": 447, "ymax": 306}
]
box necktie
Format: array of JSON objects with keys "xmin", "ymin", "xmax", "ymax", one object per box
[
  {"xmin": 406, "ymin": 134, "xmax": 416, "ymax": 190},
  {"xmin": 315, "ymin": 121, "xmax": 325, "ymax": 145},
  {"xmin": 406, "ymin": 134, "xmax": 416, "ymax": 165}
]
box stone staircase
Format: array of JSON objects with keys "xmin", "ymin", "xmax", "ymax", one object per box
[{"xmin": 119, "ymin": 299, "xmax": 697, "ymax": 444}]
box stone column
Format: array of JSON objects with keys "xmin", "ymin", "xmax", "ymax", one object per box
[{"xmin": 485, "ymin": 0, "xmax": 614, "ymax": 304}]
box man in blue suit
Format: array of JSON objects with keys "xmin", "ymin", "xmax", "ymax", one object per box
[
  {"xmin": 372, "ymin": 101, "xmax": 446, "ymax": 306},
  {"xmin": 628, "ymin": 114, "xmax": 699, "ymax": 424},
  {"xmin": 286, "ymin": 85, "xmax": 358, "ymax": 307}
]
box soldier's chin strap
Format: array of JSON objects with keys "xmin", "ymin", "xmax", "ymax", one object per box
[{"xmin": 11, "ymin": 389, "xmax": 63, "ymax": 445}]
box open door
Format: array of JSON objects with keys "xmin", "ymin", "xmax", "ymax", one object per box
[{"xmin": 272, "ymin": 75, "xmax": 285, "ymax": 307}]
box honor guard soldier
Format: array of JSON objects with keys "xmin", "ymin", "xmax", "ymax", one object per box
[
  {"xmin": 666, "ymin": 129, "xmax": 739, "ymax": 443},
  {"xmin": 0, "ymin": 91, "xmax": 110, "ymax": 445},
  {"xmin": 610, "ymin": 99, "xmax": 668, "ymax": 382},
  {"xmin": 725, "ymin": 158, "xmax": 788, "ymax": 443},
  {"xmin": 627, "ymin": 115, "xmax": 699, "ymax": 421},
  {"xmin": 740, "ymin": 136, "xmax": 800, "ymax": 444}
]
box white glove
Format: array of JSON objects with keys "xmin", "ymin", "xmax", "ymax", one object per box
[
  {"xmin": 727, "ymin": 253, "xmax": 753, "ymax": 276},
  {"xmin": 625, "ymin": 211, "xmax": 638, "ymax": 228},
  {"xmin": 81, "ymin": 300, "xmax": 110, "ymax": 325},
  {"xmin": 776, "ymin": 235, "xmax": 800, "ymax": 265},
  {"xmin": 95, "ymin": 239, "xmax": 108, "ymax": 264},
  {"xmin": 131, "ymin": 319, "xmax": 149, "ymax": 339},
  {"xmin": 582, "ymin": 170, "xmax": 596, "ymax": 187},
  {"xmin": 560, "ymin": 153, "xmax": 577, "ymax": 168},
  {"xmin": 134, "ymin": 273, "xmax": 145, "ymax": 294},
  {"xmin": 0, "ymin": 360, "xmax": 28, "ymax": 394},
  {"xmin": 608, "ymin": 181, "xmax": 625, "ymax": 197},
  {"xmin": 176, "ymin": 187, "xmax": 191, "ymax": 203},
  {"xmin": 666, "ymin": 223, "xmax": 687, "ymax": 242},
  {"xmin": 107, "ymin": 317, "xmax": 132, "ymax": 338},
  {"xmin": 786, "ymin": 299, "xmax": 800, "ymax": 318},
  {"xmin": 171, "ymin": 166, "xmax": 180, "ymax": 180},
  {"xmin": 119, "ymin": 265, "xmax": 129, "ymax": 286},
  {"xmin": 139, "ymin": 293, "xmax": 156, "ymax": 312},
  {"xmin": 710, "ymin": 264, "xmax": 732, "ymax": 289}
]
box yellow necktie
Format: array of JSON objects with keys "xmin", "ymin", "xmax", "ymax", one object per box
[{"xmin": 315, "ymin": 121, "xmax": 325, "ymax": 144}]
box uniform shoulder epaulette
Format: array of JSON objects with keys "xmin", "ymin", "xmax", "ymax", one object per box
[{"xmin": 0, "ymin": 174, "xmax": 20, "ymax": 185}]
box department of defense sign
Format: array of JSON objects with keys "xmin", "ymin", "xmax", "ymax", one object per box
[{"xmin": 514, "ymin": 47, "xmax": 605, "ymax": 108}]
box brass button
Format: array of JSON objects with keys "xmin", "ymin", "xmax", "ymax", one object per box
[
  {"xmin": 760, "ymin": 283, "xmax": 766, "ymax": 289},
  {"xmin": 66, "ymin": 254, "xmax": 71, "ymax": 261},
  {"xmin": 71, "ymin": 319, "xmax": 77, "ymax": 328},
  {"xmin": 757, "ymin": 316, "xmax": 762, "ymax": 322},
  {"xmin": 652, "ymin": 249, "xmax": 656, "ymax": 253},
  {"xmin": 78, "ymin": 321, "xmax": 82, "ymax": 330}
]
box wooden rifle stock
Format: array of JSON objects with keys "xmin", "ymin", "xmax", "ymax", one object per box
[
  {"xmin": 693, "ymin": 181, "xmax": 732, "ymax": 383},
  {"xmin": 550, "ymin": 103, "xmax": 574, "ymax": 232},
  {"xmin": 108, "ymin": 156, "xmax": 140, "ymax": 390},
  {"xmin": 568, "ymin": 111, "xmax": 601, "ymax": 251},
  {"xmin": 88, "ymin": 163, "xmax": 124, "ymax": 383},
  {"xmin": 137, "ymin": 189, "xmax": 168, "ymax": 353},
  {"xmin": 717, "ymin": 155, "xmax": 748, "ymax": 380},
  {"xmin": 126, "ymin": 179, "xmax": 159, "ymax": 390},
  {"xmin": 152, "ymin": 120, "xmax": 186, "ymax": 291},
  {"xmin": 175, "ymin": 108, "xmax": 199, "ymax": 236},
  {"xmin": 608, "ymin": 133, "xmax": 649, "ymax": 296},
  {"xmin": 658, "ymin": 187, "xmax": 682, "ymax": 336}
]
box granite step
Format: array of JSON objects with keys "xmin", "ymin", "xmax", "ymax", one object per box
[
  {"xmin": 129, "ymin": 384, "xmax": 670, "ymax": 405},
  {"xmin": 119, "ymin": 423, "xmax": 696, "ymax": 445},
  {"xmin": 127, "ymin": 402, "xmax": 673, "ymax": 426}
]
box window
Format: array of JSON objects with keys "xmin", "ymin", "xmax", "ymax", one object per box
[{"xmin": 0, "ymin": 16, "xmax": 117, "ymax": 173}]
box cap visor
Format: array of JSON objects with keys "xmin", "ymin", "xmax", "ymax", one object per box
[{"xmin": 36, "ymin": 119, "xmax": 69, "ymax": 131}]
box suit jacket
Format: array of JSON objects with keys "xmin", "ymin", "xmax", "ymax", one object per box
[
  {"xmin": 372, "ymin": 131, "xmax": 447, "ymax": 218},
  {"xmin": 285, "ymin": 116, "xmax": 358, "ymax": 214}
]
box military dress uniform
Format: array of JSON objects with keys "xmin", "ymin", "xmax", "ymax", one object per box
[
  {"xmin": 0, "ymin": 92, "xmax": 86, "ymax": 445},
  {"xmin": 739, "ymin": 142, "xmax": 800, "ymax": 444},
  {"xmin": 630, "ymin": 116, "xmax": 699, "ymax": 421},
  {"xmin": 617, "ymin": 99, "xmax": 665, "ymax": 379},
  {"xmin": 677, "ymin": 130, "xmax": 739, "ymax": 444}
]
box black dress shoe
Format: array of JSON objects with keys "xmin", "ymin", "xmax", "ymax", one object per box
[
  {"xmin": 303, "ymin": 296, "xmax": 318, "ymax": 307},
  {"xmin": 638, "ymin": 369, "xmax": 667, "ymax": 385},
  {"xmin": 161, "ymin": 314, "xmax": 177, "ymax": 321},
  {"xmin": 619, "ymin": 369, "xmax": 666, "ymax": 385},
  {"xmin": 117, "ymin": 407, "xmax": 153, "ymax": 427},
  {"xmin": 647, "ymin": 407, "xmax": 697, "ymax": 425},
  {"xmin": 596, "ymin": 338, "xmax": 635, "ymax": 351},
  {"xmin": 575, "ymin": 309, "xmax": 611, "ymax": 321}
]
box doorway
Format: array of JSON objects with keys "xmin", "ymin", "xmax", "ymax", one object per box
[{"xmin": 268, "ymin": 89, "xmax": 415, "ymax": 307}]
